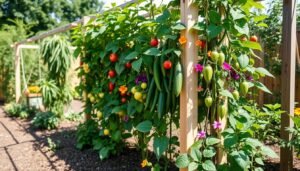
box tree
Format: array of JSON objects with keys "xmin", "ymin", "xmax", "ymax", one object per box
[{"xmin": 0, "ymin": 0, "xmax": 104, "ymax": 33}]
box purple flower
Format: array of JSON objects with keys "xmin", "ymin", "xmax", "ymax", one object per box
[
  {"xmin": 123, "ymin": 115, "xmax": 129, "ymax": 122},
  {"xmin": 213, "ymin": 121, "xmax": 222, "ymax": 130},
  {"xmin": 246, "ymin": 75, "xmax": 254, "ymax": 81},
  {"xmin": 194, "ymin": 64, "xmax": 204, "ymax": 73},
  {"xmin": 197, "ymin": 130, "xmax": 206, "ymax": 139},
  {"xmin": 230, "ymin": 69, "xmax": 240, "ymax": 80},
  {"xmin": 222, "ymin": 62, "xmax": 231, "ymax": 71},
  {"xmin": 135, "ymin": 73, "xmax": 148, "ymax": 85}
]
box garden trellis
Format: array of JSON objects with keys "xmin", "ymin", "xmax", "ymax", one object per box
[{"xmin": 11, "ymin": 0, "xmax": 297, "ymax": 171}]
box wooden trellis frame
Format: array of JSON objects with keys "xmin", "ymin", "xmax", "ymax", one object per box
[{"xmin": 11, "ymin": 0, "xmax": 296, "ymax": 170}]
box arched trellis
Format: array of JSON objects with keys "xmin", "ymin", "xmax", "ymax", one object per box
[{"xmin": 11, "ymin": 0, "xmax": 296, "ymax": 170}]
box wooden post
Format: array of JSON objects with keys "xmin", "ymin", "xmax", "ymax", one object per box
[
  {"xmin": 14, "ymin": 45, "xmax": 21, "ymax": 103},
  {"xmin": 179, "ymin": 0, "xmax": 198, "ymax": 170},
  {"xmin": 280, "ymin": 0, "xmax": 296, "ymax": 170}
]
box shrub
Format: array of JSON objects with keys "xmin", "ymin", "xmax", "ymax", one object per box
[
  {"xmin": 4, "ymin": 102, "xmax": 35, "ymax": 119},
  {"xmin": 31, "ymin": 111, "xmax": 60, "ymax": 130},
  {"xmin": 76, "ymin": 119, "xmax": 99, "ymax": 150}
]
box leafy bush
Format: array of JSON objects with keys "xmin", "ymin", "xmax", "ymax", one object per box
[
  {"xmin": 65, "ymin": 112, "xmax": 83, "ymax": 122},
  {"xmin": 245, "ymin": 103, "xmax": 284, "ymax": 143},
  {"xmin": 4, "ymin": 102, "xmax": 35, "ymax": 119},
  {"xmin": 281, "ymin": 116, "xmax": 300, "ymax": 158},
  {"xmin": 76, "ymin": 119, "xmax": 99, "ymax": 150},
  {"xmin": 31, "ymin": 111, "xmax": 60, "ymax": 130}
]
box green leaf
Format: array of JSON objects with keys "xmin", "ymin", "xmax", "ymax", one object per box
[
  {"xmin": 230, "ymin": 8, "xmax": 245, "ymax": 20},
  {"xmin": 254, "ymin": 15, "xmax": 268, "ymax": 22},
  {"xmin": 190, "ymin": 147, "xmax": 202, "ymax": 162},
  {"xmin": 99, "ymin": 147, "xmax": 109, "ymax": 160},
  {"xmin": 144, "ymin": 48, "xmax": 160, "ymax": 56},
  {"xmin": 172, "ymin": 23, "xmax": 186, "ymax": 30},
  {"xmin": 230, "ymin": 151, "xmax": 250, "ymax": 169},
  {"xmin": 255, "ymin": 158, "xmax": 264, "ymax": 166},
  {"xmin": 111, "ymin": 106, "xmax": 123, "ymax": 113},
  {"xmin": 188, "ymin": 162, "xmax": 199, "ymax": 171},
  {"xmin": 132, "ymin": 58, "xmax": 143, "ymax": 72},
  {"xmin": 220, "ymin": 89, "xmax": 234, "ymax": 99},
  {"xmin": 261, "ymin": 146, "xmax": 279, "ymax": 158},
  {"xmin": 136, "ymin": 120, "xmax": 152, "ymax": 133},
  {"xmin": 245, "ymin": 138, "xmax": 263, "ymax": 147},
  {"xmin": 224, "ymin": 134, "xmax": 238, "ymax": 149},
  {"xmin": 125, "ymin": 51, "xmax": 138, "ymax": 60},
  {"xmin": 175, "ymin": 154, "xmax": 190, "ymax": 168},
  {"xmin": 254, "ymin": 81, "xmax": 272, "ymax": 94},
  {"xmin": 153, "ymin": 136, "xmax": 169, "ymax": 160},
  {"xmin": 255, "ymin": 67, "xmax": 274, "ymax": 77},
  {"xmin": 112, "ymin": 130, "xmax": 121, "ymax": 142},
  {"xmin": 208, "ymin": 10, "xmax": 221, "ymax": 24},
  {"xmin": 202, "ymin": 160, "xmax": 216, "ymax": 171},
  {"xmin": 193, "ymin": 22, "xmax": 205, "ymax": 31},
  {"xmin": 115, "ymin": 62, "xmax": 125, "ymax": 75},
  {"xmin": 237, "ymin": 54, "xmax": 249, "ymax": 69},
  {"xmin": 203, "ymin": 148, "xmax": 216, "ymax": 158},
  {"xmin": 205, "ymin": 137, "xmax": 220, "ymax": 146},
  {"xmin": 241, "ymin": 41, "xmax": 262, "ymax": 51},
  {"xmin": 234, "ymin": 20, "xmax": 249, "ymax": 35},
  {"xmin": 207, "ymin": 24, "xmax": 222, "ymax": 40},
  {"xmin": 191, "ymin": 140, "xmax": 203, "ymax": 149}
]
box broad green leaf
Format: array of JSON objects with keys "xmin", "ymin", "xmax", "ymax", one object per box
[
  {"xmin": 208, "ymin": 10, "xmax": 221, "ymax": 24},
  {"xmin": 241, "ymin": 41, "xmax": 262, "ymax": 51},
  {"xmin": 172, "ymin": 23, "xmax": 186, "ymax": 30},
  {"xmin": 144, "ymin": 48, "xmax": 160, "ymax": 56},
  {"xmin": 111, "ymin": 106, "xmax": 123, "ymax": 113},
  {"xmin": 153, "ymin": 136, "xmax": 169, "ymax": 160},
  {"xmin": 125, "ymin": 51, "xmax": 138, "ymax": 60},
  {"xmin": 230, "ymin": 151, "xmax": 250, "ymax": 169},
  {"xmin": 112, "ymin": 130, "xmax": 121, "ymax": 142},
  {"xmin": 190, "ymin": 147, "xmax": 202, "ymax": 162},
  {"xmin": 115, "ymin": 62, "xmax": 125, "ymax": 75},
  {"xmin": 203, "ymin": 148, "xmax": 216, "ymax": 158},
  {"xmin": 254, "ymin": 15, "xmax": 268, "ymax": 22},
  {"xmin": 254, "ymin": 82, "xmax": 272, "ymax": 94},
  {"xmin": 255, "ymin": 158, "xmax": 264, "ymax": 166},
  {"xmin": 234, "ymin": 20, "xmax": 249, "ymax": 35},
  {"xmin": 193, "ymin": 22, "xmax": 205, "ymax": 31},
  {"xmin": 188, "ymin": 162, "xmax": 199, "ymax": 171},
  {"xmin": 220, "ymin": 89, "xmax": 234, "ymax": 99},
  {"xmin": 191, "ymin": 140, "xmax": 203, "ymax": 149},
  {"xmin": 202, "ymin": 160, "xmax": 216, "ymax": 171},
  {"xmin": 132, "ymin": 58, "xmax": 143, "ymax": 72},
  {"xmin": 230, "ymin": 8, "xmax": 245, "ymax": 20},
  {"xmin": 136, "ymin": 120, "xmax": 152, "ymax": 133},
  {"xmin": 99, "ymin": 147, "xmax": 109, "ymax": 160},
  {"xmin": 176, "ymin": 154, "xmax": 190, "ymax": 168},
  {"xmin": 207, "ymin": 24, "xmax": 222, "ymax": 40},
  {"xmin": 261, "ymin": 146, "xmax": 279, "ymax": 158},
  {"xmin": 237, "ymin": 54, "xmax": 249, "ymax": 69},
  {"xmin": 205, "ymin": 137, "xmax": 220, "ymax": 146},
  {"xmin": 245, "ymin": 138, "xmax": 263, "ymax": 147},
  {"xmin": 255, "ymin": 67, "xmax": 274, "ymax": 77},
  {"xmin": 224, "ymin": 134, "xmax": 238, "ymax": 149}
]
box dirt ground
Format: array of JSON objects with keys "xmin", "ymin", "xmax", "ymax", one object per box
[{"xmin": 0, "ymin": 101, "xmax": 300, "ymax": 171}]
